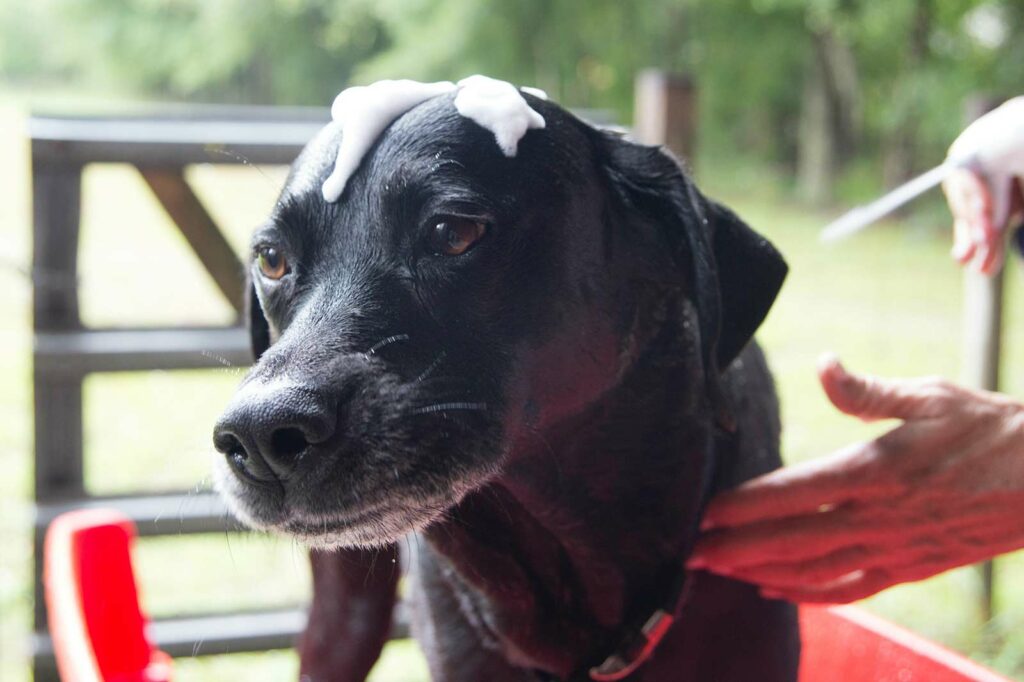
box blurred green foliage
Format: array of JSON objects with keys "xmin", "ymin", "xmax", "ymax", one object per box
[
  {"xmin": 0, "ymin": 0, "xmax": 389, "ymax": 104},
  {"xmin": 3, "ymin": 0, "xmax": 1022, "ymax": 182}
]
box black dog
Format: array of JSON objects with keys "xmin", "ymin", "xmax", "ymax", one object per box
[{"xmin": 213, "ymin": 89, "xmax": 799, "ymax": 681}]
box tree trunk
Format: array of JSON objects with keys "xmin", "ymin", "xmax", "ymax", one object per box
[
  {"xmin": 797, "ymin": 24, "xmax": 860, "ymax": 206},
  {"xmin": 797, "ymin": 51, "xmax": 835, "ymax": 205},
  {"xmin": 883, "ymin": 0, "xmax": 933, "ymax": 189}
]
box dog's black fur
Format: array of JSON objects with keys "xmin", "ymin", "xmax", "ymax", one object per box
[{"xmin": 214, "ymin": 91, "xmax": 799, "ymax": 681}]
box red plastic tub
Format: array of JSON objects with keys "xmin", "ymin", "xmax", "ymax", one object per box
[
  {"xmin": 799, "ymin": 604, "xmax": 1011, "ymax": 682},
  {"xmin": 44, "ymin": 508, "xmax": 1013, "ymax": 682},
  {"xmin": 44, "ymin": 508, "xmax": 172, "ymax": 682}
]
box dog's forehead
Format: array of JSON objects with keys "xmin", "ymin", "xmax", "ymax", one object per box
[
  {"xmin": 318, "ymin": 77, "xmax": 547, "ymax": 203},
  {"xmin": 278, "ymin": 102, "xmax": 499, "ymax": 210},
  {"xmin": 368, "ymin": 97, "xmax": 526, "ymax": 180},
  {"xmin": 270, "ymin": 87, "xmax": 602, "ymax": 249},
  {"xmin": 280, "ymin": 75, "xmax": 593, "ymax": 200}
]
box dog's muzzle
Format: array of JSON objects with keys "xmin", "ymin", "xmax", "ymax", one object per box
[{"xmin": 213, "ymin": 379, "xmax": 336, "ymax": 486}]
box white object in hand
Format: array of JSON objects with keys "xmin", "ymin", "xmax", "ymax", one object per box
[
  {"xmin": 820, "ymin": 96, "xmax": 1024, "ymax": 243},
  {"xmin": 947, "ymin": 97, "xmax": 1024, "ymax": 232},
  {"xmin": 819, "ymin": 162, "xmax": 956, "ymax": 243}
]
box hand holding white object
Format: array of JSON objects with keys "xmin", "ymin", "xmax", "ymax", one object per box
[{"xmin": 943, "ymin": 97, "xmax": 1024, "ymax": 274}]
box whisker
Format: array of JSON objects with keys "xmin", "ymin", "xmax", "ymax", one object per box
[
  {"xmin": 365, "ymin": 334, "xmax": 411, "ymax": 356},
  {"xmin": 415, "ymin": 350, "xmax": 447, "ymax": 382},
  {"xmin": 200, "ymin": 349, "xmax": 237, "ymax": 368},
  {"xmin": 411, "ymin": 401, "xmax": 488, "ymax": 415},
  {"xmin": 205, "ymin": 148, "xmax": 278, "ymax": 186}
]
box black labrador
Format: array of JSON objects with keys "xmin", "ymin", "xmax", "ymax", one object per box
[{"xmin": 213, "ymin": 90, "xmax": 799, "ymax": 681}]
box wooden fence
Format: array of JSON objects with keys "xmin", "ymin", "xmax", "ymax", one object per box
[{"xmin": 30, "ymin": 106, "xmax": 327, "ymax": 680}]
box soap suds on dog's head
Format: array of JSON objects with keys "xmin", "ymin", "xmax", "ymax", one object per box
[
  {"xmin": 321, "ymin": 79, "xmax": 456, "ymax": 202},
  {"xmin": 321, "ymin": 75, "xmax": 546, "ymax": 202},
  {"xmin": 453, "ymin": 75, "xmax": 546, "ymax": 157}
]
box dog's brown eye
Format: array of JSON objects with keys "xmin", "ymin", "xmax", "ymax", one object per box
[
  {"xmin": 256, "ymin": 246, "xmax": 289, "ymax": 280},
  {"xmin": 430, "ymin": 218, "xmax": 487, "ymax": 256}
]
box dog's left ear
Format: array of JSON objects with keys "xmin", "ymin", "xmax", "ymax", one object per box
[
  {"xmin": 706, "ymin": 199, "xmax": 788, "ymax": 369},
  {"xmin": 596, "ymin": 129, "xmax": 787, "ymax": 381},
  {"xmin": 247, "ymin": 278, "xmax": 271, "ymax": 362}
]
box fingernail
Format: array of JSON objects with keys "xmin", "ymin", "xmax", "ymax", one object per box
[
  {"xmin": 971, "ymin": 253, "xmax": 988, "ymax": 275},
  {"xmin": 686, "ymin": 556, "xmax": 706, "ymax": 570}
]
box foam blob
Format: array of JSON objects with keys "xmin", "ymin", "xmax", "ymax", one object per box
[
  {"xmin": 454, "ymin": 75, "xmax": 546, "ymax": 157},
  {"xmin": 321, "ymin": 79, "xmax": 456, "ymax": 202},
  {"xmin": 321, "ymin": 75, "xmax": 546, "ymax": 203},
  {"xmin": 520, "ymin": 86, "xmax": 549, "ymax": 100}
]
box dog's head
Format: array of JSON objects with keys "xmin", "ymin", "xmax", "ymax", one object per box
[{"xmin": 213, "ymin": 82, "xmax": 786, "ymax": 548}]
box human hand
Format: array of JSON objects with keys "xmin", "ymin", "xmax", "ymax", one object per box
[
  {"xmin": 943, "ymin": 169, "xmax": 1022, "ymax": 275},
  {"xmin": 943, "ymin": 96, "xmax": 1024, "ymax": 275},
  {"xmin": 687, "ymin": 355, "xmax": 1024, "ymax": 603}
]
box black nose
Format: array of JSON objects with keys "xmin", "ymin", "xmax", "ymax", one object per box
[{"xmin": 213, "ymin": 382, "xmax": 335, "ymax": 483}]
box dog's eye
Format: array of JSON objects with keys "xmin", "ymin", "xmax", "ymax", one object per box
[
  {"xmin": 256, "ymin": 246, "xmax": 289, "ymax": 280},
  {"xmin": 429, "ymin": 218, "xmax": 488, "ymax": 256}
]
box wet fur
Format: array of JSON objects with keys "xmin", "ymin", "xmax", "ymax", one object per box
[{"xmin": 215, "ymin": 93, "xmax": 799, "ymax": 680}]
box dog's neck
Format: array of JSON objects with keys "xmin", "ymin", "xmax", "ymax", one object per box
[{"xmin": 423, "ymin": 303, "xmax": 717, "ymax": 676}]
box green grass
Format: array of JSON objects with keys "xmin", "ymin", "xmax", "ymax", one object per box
[{"xmin": 2, "ymin": 99, "xmax": 1024, "ymax": 680}]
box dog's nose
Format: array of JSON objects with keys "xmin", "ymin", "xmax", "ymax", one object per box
[{"xmin": 213, "ymin": 381, "xmax": 335, "ymax": 482}]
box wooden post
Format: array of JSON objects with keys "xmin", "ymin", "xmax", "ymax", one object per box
[
  {"xmin": 32, "ymin": 155, "xmax": 85, "ymax": 682},
  {"xmin": 139, "ymin": 167, "xmax": 245, "ymax": 315},
  {"xmin": 960, "ymin": 95, "xmax": 1005, "ymax": 624},
  {"xmin": 633, "ymin": 70, "xmax": 697, "ymax": 163}
]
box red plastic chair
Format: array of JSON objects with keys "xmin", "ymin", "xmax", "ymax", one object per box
[
  {"xmin": 44, "ymin": 508, "xmax": 173, "ymax": 682},
  {"xmin": 799, "ymin": 604, "xmax": 1011, "ymax": 682}
]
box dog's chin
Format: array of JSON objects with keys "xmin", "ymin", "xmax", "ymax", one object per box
[
  {"xmin": 213, "ymin": 455, "xmax": 499, "ymax": 549},
  {"xmin": 283, "ymin": 505, "xmax": 445, "ymax": 550}
]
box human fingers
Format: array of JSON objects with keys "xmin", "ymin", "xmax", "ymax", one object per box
[
  {"xmin": 951, "ymin": 218, "xmax": 977, "ymax": 264},
  {"xmin": 755, "ymin": 528, "xmax": 1024, "ymax": 603},
  {"xmin": 978, "ymin": 237, "xmax": 1004, "ymax": 275},
  {"xmin": 759, "ymin": 568, "xmax": 893, "ymax": 604},
  {"xmin": 742, "ymin": 477, "xmax": 1024, "ymax": 595},
  {"xmin": 969, "ymin": 175, "xmax": 1002, "ymax": 275},
  {"xmin": 946, "ymin": 170, "xmax": 980, "ymax": 264},
  {"xmin": 722, "ymin": 544, "xmax": 888, "ymax": 589},
  {"xmin": 698, "ymin": 441, "xmax": 885, "ymax": 530},
  {"xmin": 817, "ymin": 354, "xmax": 955, "ymax": 422},
  {"xmin": 964, "ymin": 171, "xmax": 997, "ymax": 273},
  {"xmin": 944, "ymin": 169, "xmax": 996, "ymax": 270},
  {"xmin": 689, "ymin": 506, "xmax": 895, "ymax": 571}
]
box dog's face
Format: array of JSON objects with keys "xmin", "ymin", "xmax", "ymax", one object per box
[{"xmin": 213, "ymin": 90, "xmax": 786, "ymax": 549}]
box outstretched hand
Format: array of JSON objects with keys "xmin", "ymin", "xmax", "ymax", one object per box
[{"xmin": 688, "ymin": 355, "xmax": 1024, "ymax": 603}]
